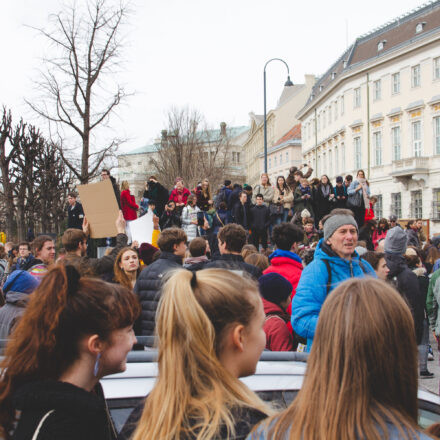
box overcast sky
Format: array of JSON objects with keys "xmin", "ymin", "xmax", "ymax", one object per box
[{"xmin": 0, "ymin": 0, "xmax": 427, "ymax": 154}]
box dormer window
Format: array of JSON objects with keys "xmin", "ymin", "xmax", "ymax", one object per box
[
  {"xmin": 319, "ymin": 85, "xmax": 324, "ymax": 92},
  {"xmin": 416, "ymin": 22, "xmax": 426, "ymax": 33},
  {"xmin": 377, "ymin": 40, "xmax": 386, "ymax": 51},
  {"xmin": 331, "ymin": 72, "xmax": 337, "ymax": 80},
  {"xmin": 343, "ymin": 60, "xmax": 347, "ymax": 68}
]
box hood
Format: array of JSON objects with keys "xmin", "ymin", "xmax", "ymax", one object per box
[
  {"xmin": 3, "ymin": 269, "xmax": 39, "ymax": 294},
  {"xmin": 262, "ymin": 298, "xmax": 289, "ymax": 322},
  {"xmin": 384, "ymin": 253, "xmax": 407, "ymax": 277},
  {"xmin": 269, "ymin": 249, "xmax": 302, "ymax": 265},
  {"xmin": 313, "ymin": 239, "xmax": 362, "ymax": 267},
  {"xmin": 184, "ymin": 255, "xmax": 208, "ymax": 265},
  {"xmin": 5, "ymin": 291, "xmax": 30, "ymax": 306}
]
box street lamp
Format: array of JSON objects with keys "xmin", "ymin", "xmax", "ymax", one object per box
[{"xmin": 263, "ymin": 58, "xmax": 294, "ymax": 173}]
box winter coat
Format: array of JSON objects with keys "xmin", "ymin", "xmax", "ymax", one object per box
[
  {"xmin": 110, "ymin": 176, "xmax": 121, "ymax": 209},
  {"xmin": 195, "ymin": 187, "xmax": 211, "ymax": 211},
  {"xmin": 372, "ymin": 228, "xmax": 388, "ymax": 249},
  {"xmin": 232, "ymin": 202, "xmax": 251, "ymax": 230},
  {"xmin": 406, "ymin": 228, "xmax": 421, "ymax": 248},
  {"xmin": 181, "ymin": 205, "xmax": 201, "ymax": 242},
  {"xmin": 314, "ymin": 184, "xmax": 334, "ymax": 222},
  {"xmin": 385, "ymin": 253, "xmax": 424, "ymax": 344},
  {"xmin": 10, "ymin": 255, "xmax": 37, "ymax": 273},
  {"xmin": 215, "ymin": 186, "xmax": 232, "ymax": 210},
  {"xmin": 143, "ymin": 181, "xmax": 169, "ymax": 216},
  {"xmin": 0, "ymin": 292, "xmax": 29, "ymax": 339},
  {"xmin": 134, "ymin": 252, "xmax": 183, "ymax": 342},
  {"xmin": 169, "ymin": 187, "xmax": 191, "ymax": 206},
  {"xmin": 303, "ymin": 230, "xmax": 320, "ymax": 247},
  {"xmin": 292, "ymin": 186, "xmax": 315, "ymax": 218},
  {"xmin": 364, "ymin": 202, "xmax": 375, "ymax": 222},
  {"xmin": 252, "ymin": 185, "xmax": 274, "ymax": 207},
  {"xmin": 263, "ymin": 298, "xmax": 294, "ymax": 351},
  {"xmin": 272, "ymin": 187, "xmax": 294, "ymax": 210},
  {"xmin": 291, "ymin": 239, "xmax": 376, "ymax": 349},
  {"xmin": 427, "ymin": 268, "xmax": 440, "ymax": 336},
  {"xmin": 12, "ymin": 381, "xmax": 116, "ymax": 440},
  {"xmin": 211, "ymin": 209, "xmax": 228, "ymax": 235},
  {"xmin": 120, "ymin": 190, "xmax": 139, "ymax": 221},
  {"xmin": 119, "ymin": 400, "xmax": 267, "ymax": 440},
  {"xmin": 333, "ymin": 185, "xmax": 347, "ymax": 209},
  {"xmin": 205, "ymin": 254, "xmax": 261, "ymax": 280},
  {"xmin": 228, "ymin": 187, "xmax": 243, "ymax": 211},
  {"xmin": 250, "ymin": 205, "xmax": 270, "ymax": 231},
  {"xmin": 159, "ymin": 210, "xmax": 181, "ymax": 230},
  {"xmin": 67, "ymin": 202, "xmax": 85, "ymax": 230},
  {"xmin": 358, "ymin": 227, "xmax": 374, "ymax": 251}
]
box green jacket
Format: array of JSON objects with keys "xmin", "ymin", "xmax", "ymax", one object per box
[{"xmin": 426, "ymin": 268, "xmax": 440, "ymax": 335}]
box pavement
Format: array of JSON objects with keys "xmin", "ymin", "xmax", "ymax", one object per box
[{"xmin": 419, "ymin": 332, "xmax": 440, "ymax": 395}]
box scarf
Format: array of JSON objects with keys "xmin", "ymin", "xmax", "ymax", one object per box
[
  {"xmin": 299, "ymin": 184, "xmax": 311, "ymax": 196},
  {"xmin": 320, "ymin": 184, "xmax": 330, "ymax": 198},
  {"xmin": 357, "ymin": 177, "xmax": 370, "ymax": 208}
]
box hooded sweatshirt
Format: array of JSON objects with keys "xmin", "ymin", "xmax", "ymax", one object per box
[{"xmin": 262, "ymin": 298, "xmax": 294, "ymax": 351}]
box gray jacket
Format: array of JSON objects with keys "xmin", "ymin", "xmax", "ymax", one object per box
[{"xmin": 0, "ymin": 291, "xmax": 29, "ymax": 339}]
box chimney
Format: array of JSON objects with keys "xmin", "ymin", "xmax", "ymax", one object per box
[
  {"xmin": 161, "ymin": 130, "xmax": 168, "ymax": 147},
  {"xmin": 220, "ymin": 122, "xmax": 227, "ymax": 137}
]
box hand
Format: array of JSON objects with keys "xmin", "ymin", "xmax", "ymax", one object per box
[
  {"xmin": 203, "ymin": 218, "xmax": 209, "ymax": 230},
  {"xmin": 329, "ymin": 194, "xmax": 334, "ymax": 199},
  {"xmin": 191, "ymin": 219, "xmax": 198, "ymax": 225},
  {"xmin": 208, "ymin": 199, "xmax": 213, "ymax": 204},
  {"xmin": 131, "ymin": 240, "xmax": 139, "ymax": 249},
  {"xmin": 82, "ymin": 217, "xmax": 90, "ymax": 236},
  {"xmin": 115, "ymin": 210, "xmax": 126, "ymax": 234},
  {"xmin": 153, "ymin": 215, "xmax": 159, "ymax": 230}
]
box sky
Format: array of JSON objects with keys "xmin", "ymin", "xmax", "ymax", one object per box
[{"xmin": 0, "ymin": 0, "xmax": 429, "ymax": 154}]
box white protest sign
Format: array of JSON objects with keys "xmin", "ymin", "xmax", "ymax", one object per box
[{"xmin": 128, "ymin": 211, "xmax": 154, "ymax": 244}]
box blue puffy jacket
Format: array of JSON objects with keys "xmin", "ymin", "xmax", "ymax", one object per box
[{"xmin": 291, "ymin": 239, "xmax": 376, "ymax": 350}]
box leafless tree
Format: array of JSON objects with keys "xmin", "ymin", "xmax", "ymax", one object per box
[
  {"xmin": 152, "ymin": 107, "xmax": 236, "ymax": 190},
  {"xmin": 27, "ymin": 0, "xmax": 131, "ymax": 184}
]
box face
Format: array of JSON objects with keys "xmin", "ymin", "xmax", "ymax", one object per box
[
  {"xmin": 188, "ymin": 197, "xmax": 195, "ymax": 206},
  {"xmin": 37, "ymin": 240, "xmax": 56, "ymax": 264},
  {"xmin": 416, "ymin": 220, "xmax": 423, "ymax": 230},
  {"xmin": 376, "ymin": 257, "xmax": 390, "ymax": 281},
  {"xmin": 256, "ymin": 197, "xmax": 263, "ymax": 206},
  {"xmin": 304, "ymin": 223, "xmax": 314, "ymax": 233},
  {"xmin": 67, "ymin": 195, "xmax": 76, "ymax": 206},
  {"xmin": 277, "ymin": 177, "xmax": 284, "ymax": 187},
  {"xmin": 240, "ymin": 193, "xmax": 247, "ymax": 203},
  {"xmin": 80, "ymin": 240, "xmax": 88, "ymax": 257},
  {"xmin": 173, "ymin": 241, "xmax": 187, "ymax": 257},
  {"xmin": 261, "ymin": 175, "xmax": 268, "ymax": 185},
  {"xmin": 119, "ymin": 250, "xmax": 139, "ymax": 273},
  {"xmin": 326, "ymin": 225, "xmax": 358, "ymax": 259},
  {"xmin": 101, "ymin": 171, "xmax": 109, "ymax": 180},
  {"xmin": 345, "ymin": 179, "xmax": 351, "ymax": 186},
  {"xmin": 167, "ymin": 202, "xmax": 175, "ymax": 211},
  {"xmin": 294, "ymin": 174, "xmax": 301, "ymax": 182},
  {"xmin": 99, "ymin": 326, "xmax": 137, "ymax": 377},
  {"xmin": 202, "ymin": 180, "xmax": 209, "ymax": 189},
  {"xmin": 19, "ymin": 245, "xmax": 30, "ymax": 258},
  {"xmin": 357, "ymin": 171, "xmax": 365, "ymax": 179},
  {"xmin": 176, "ymin": 180, "xmax": 183, "ymax": 190},
  {"xmin": 321, "ymin": 176, "xmax": 328, "ymax": 185}
]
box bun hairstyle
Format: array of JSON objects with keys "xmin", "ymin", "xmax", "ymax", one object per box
[
  {"xmin": 133, "ymin": 268, "xmax": 271, "ymax": 440},
  {"xmin": 0, "ymin": 265, "xmax": 140, "ymax": 438}
]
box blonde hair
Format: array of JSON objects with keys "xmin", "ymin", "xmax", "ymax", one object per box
[
  {"xmin": 121, "ymin": 180, "xmax": 129, "ymax": 191},
  {"xmin": 244, "ymin": 253, "xmax": 269, "ymax": 271},
  {"xmin": 132, "ymin": 269, "xmax": 272, "ymax": 440},
  {"xmin": 201, "ymin": 178, "xmax": 212, "ymax": 200},
  {"xmin": 259, "ymin": 278, "xmax": 424, "ymax": 440}
]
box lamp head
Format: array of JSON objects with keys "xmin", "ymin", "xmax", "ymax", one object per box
[{"xmin": 284, "ymin": 75, "xmax": 294, "ymax": 87}]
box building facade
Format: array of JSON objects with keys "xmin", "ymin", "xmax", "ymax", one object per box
[{"xmin": 298, "ymin": 1, "xmax": 440, "ymax": 231}]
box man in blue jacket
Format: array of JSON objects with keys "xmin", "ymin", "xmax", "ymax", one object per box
[{"xmin": 291, "ymin": 211, "xmax": 376, "ymax": 350}]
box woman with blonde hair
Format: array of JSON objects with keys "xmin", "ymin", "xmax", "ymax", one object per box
[
  {"xmin": 121, "ymin": 268, "xmax": 272, "ymax": 440},
  {"xmin": 250, "ymin": 278, "xmax": 433, "ymax": 440},
  {"xmin": 196, "ymin": 178, "xmax": 213, "ymax": 211},
  {"xmin": 113, "ymin": 246, "xmax": 141, "ymax": 290}
]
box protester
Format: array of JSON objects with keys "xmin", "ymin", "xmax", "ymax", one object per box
[
  {"xmin": 134, "ymin": 228, "xmax": 187, "ymax": 343},
  {"xmin": 113, "ymin": 247, "xmax": 141, "ymax": 290},
  {"xmin": 138, "ymin": 242, "xmax": 158, "ymax": 268},
  {"xmin": 364, "ymin": 195, "xmax": 377, "ymax": 222},
  {"xmin": 67, "ymin": 192, "xmax": 85, "ymax": 230},
  {"xmin": 205, "ymin": 224, "xmax": 261, "ymax": 279},
  {"xmin": 159, "ymin": 200, "xmax": 181, "ymax": 230},
  {"xmin": 120, "ymin": 269, "xmax": 272, "ymax": 440},
  {"xmin": 417, "ymin": 219, "xmax": 427, "ymax": 244},
  {"xmin": 27, "ymin": 235, "xmax": 56, "ymax": 279},
  {"xmin": 181, "ymin": 194, "xmax": 201, "ymax": 242},
  {"xmin": 0, "ymin": 265, "xmax": 139, "ymax": 440},
  {"xmin": 425, "ymin": 246, "xmax": 440, "ymax": 274},
  {"xmin": 272, "ymin": 176, "xmax": 293, "ymax": 224},
  {"xmin": 406, "ymin": 220, "xmax": 421, "ymax": 249},
  {"xmin": 215, "ymin": 180, "xmax": 232, "ymax": 211},
  {"xmin": 252, "ymin": 173, "xmax": 274, "ymax": 208},
  {"xmin": 293, "ymin": 178, "xmax": 314, "ymax": 219},
  {"xmin": 344, "ymin": 174, "xmax": 353, "ymax": 192},
  {"xmin": 209, "ymin": 201, "xmax": 228, "ymax": 256},
  {"xmin": 143, "ymin": 176, "xmax": 169, "ymax": 216},
  {"xmin": 250, "ymin": 194, "xmax": 270, "ymax": 250},
  {"xmin": 358, "ymin": 219, "xmax": 376, "ymax": 251},
  {"xmin": 302, "ymin": 218, "xmax": 319, "ymax": 248},
  {"xmin": 195, "ymin": 179, "xmax": 213, "ymax": 211},
  {"xmin": 314, "ymin": 175, "xmax": 334, "ymax": 225},
  {"xmin": 291, "ymin": 211, "xmax": 376, "ymax": 349},
  {"xmin": 372, "ymin": 218, "xmax": 389, "ymax": 250},
  {"xmin": 362, "ymin": 251, "xmax": 389, "ymax": 281},
  {"xmin": 347, "ymin": 169, "xmax": 370, "ymax": 228},
  {"xmin": 169, "ymin": 177, "xmax": 191, "ymax": 213},
  {"xmin": 183, "ymin": 237, "xmax": 210, "ymax": 270},
  {"xmin": 120, "ymin": 181, "xmax": 139, "ymax": 222},
  {"xmin": 245, "ymin": 252, "xmax": 270, "ymax": 272},
  {"xmin": 231, "ymin": 190, "xmax": 251, "ymax": 232},
  {"xmin": 101, "ymin": 168, "xmax": 121, "ymax": 208},
  {"xmin": 9, "ymin": 242, "xmax": 33, "ymax": 273},
  {"xmin": 259, "ymin": 273, "xmax": 294, "ymax": 352},
  {"xmin": 0, "ymin": 270, "xmax": 39, "ymax": 339},
  {"xmin": 333, "ymin": 176, "xmax": 347, "ymax": 209},
  {"xmin": 250, "ymin": 278, "xmax": 432, "ymax": 440}
]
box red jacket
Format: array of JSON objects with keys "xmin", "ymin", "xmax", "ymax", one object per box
[
  {"xmin": 121, "ymin": 190, "xmax": 139, "ymax": 221},
  {"xmin": 169, "ymin": 187, "xmax": 191, "ymax": 205},
  {"xmin": 364, "ymin": 202, "xmax": 375, "ymax": 222},
  {"xmin": 263, "ymin": 298, "xmax": 293, "ymax": 351},
  {"xmin": 372, "ymin": 228, "xmax": 388, "ymax": 249}
]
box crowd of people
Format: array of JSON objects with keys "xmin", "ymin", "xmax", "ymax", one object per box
[{"xmin": 1, "ymin": 166, "xmax": 440, "ymax": 438}]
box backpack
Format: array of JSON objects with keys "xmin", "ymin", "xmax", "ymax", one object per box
[{"xmin": 215, "ymin": 188, "xmax": 227, "ymax": 209}]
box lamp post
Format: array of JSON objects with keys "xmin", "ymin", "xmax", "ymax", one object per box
[{"xmin": 263, "ymin": 58, "xmax": 294, "ymax": 174}]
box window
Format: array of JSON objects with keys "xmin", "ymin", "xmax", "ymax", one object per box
[
  {"xmin": 373, "ymin": 80, "xmax": 381, "ymax": 100},
  {"xmin": 328, "ymin": 106, "xmax": 332, "ymax": 125},
  {"xmin": 416, "ymin": 22, "xmax": 426, "ymax": 34},
  {"xmin": 285, "ymin": 152, "xmax": 289, "ymax": 163},
  {"xmin": 354, "ymin": 137, "xmax": 362, "ymax": 169},
  {"xmin": 232, "ymin": 152, "xmax": 236, "ymax": 162},
  {"xmin": 377, "ymin": 41, "xmax": 385, "ymax": 51},
  {"xmin": 237, "ymin": 152, "xmax": 241, "ymax": 163},
  {"xmin": 280, "ymin": 153, "xmax": 282, "ymax": 164},
  {"xmin": 334, "ymin": 146, "xmax": 339, "ymax": 175},
  {"xmin": 334, "ymin": 101, "xmax": 338, "ymax": 120},
  {"xmin": 341, "ymin": 95, "xmax": 345, "ymax": 115},
  {"xmin": 411, "ymin": 65, "xmax": 421, "ymax": 87},
  {"xmin": 412, "ymin": 121, "xmax": 422, "ymax": 157},
  {"xmin": 411, "ymin": 190, "xmax": 423, "ymax": 218},
  {"xmin": 323, "ymin": 110, "xmax": 326, "ymax": 128},
  {"xmin": 392, "ymin": 72, "xmax": 400, "ymax": 94},
  {"xmin": 433, "ymin": 189, "xmax": 440, "ymax": 220},
  {"xmin": 341, "ymin": 143, "xmax": 346, "ymax": 173},
  {"xmin": 392, "ymin": 126, "xmax": 401, "ymax": 161},
  {"xmin": 435, "ymin": 117, "xmax": 440, "ymax": 155},
  {"xmin": 354, "ymin": 88, "xmax": 361, "ymax": 108},
  {"xmin": 391, "ymin": 193, "xmax": 402, "ymax": 219},
  {"xmin": 274, "ymin": 155, "xmax": 277, "ymax": 167},
  {"xmin": 434, "ymin": 57, "xmax": 440, "ymax": 80},
  {"xmin": 373, "ymin": 131, "xmax": 382, "ymax": 165},
  {"xmin": 375, "ymin": 195, "xmax": 383, "ymax": 219},
  {"xmin": 328, "ymin": 150, "xmax": 333, "ymax": 177}
]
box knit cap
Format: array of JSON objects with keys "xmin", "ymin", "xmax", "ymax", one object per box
[
  {"xmin": 258, "ymin": 273, "xmax": 292, "ymax": 306},
  {"xmin": 3, "ymin": 270, "xmax": 40, "ymax": 295},
  {"xmin": 384, "ymin": 226, "xmax": 408, "ymax": 255},
  {"xmin": 301, "ymin": 209, "xmax": 311, "ymax": 219},
  {"xmin": 139, "ymin": 243, "xmax": 158, "ymax": 266},
  {"xmin": 323, "ymin": 214, "xmax": 358, "ymax": 241}
]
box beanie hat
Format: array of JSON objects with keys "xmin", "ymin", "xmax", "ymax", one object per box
[
  {"xmin": 3, "ymin": 270, "xmax": 39, "ymax": 295},
  {"xmin": 301, "ymin": 209, "xmax": 311, "ymax": 219},
  {"xmin": 384, "ymin": 226, "xmax": 408, "ymax": 255},
  {"xmin": 324, "ymin": 214, "xmax": 358, "ymax": 241},
  {"xmin": 175, "ymin": 177, "xmax": 183, "ymax": 184},
  {"xmin": 336, "ymin": 176, "xmax": 343, "ymax": 183},
  {"xmin": 139, "ymin": 243, "xmax": 158, "ymax": 266},
  {"xmin": 258, "ymin": 273, "xmax": 292, "ymax": 306}
]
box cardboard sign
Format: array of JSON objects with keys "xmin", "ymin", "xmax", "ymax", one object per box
[
  {"xmin": 128, "ymin": 210, "xmax": 154, "ymax": 245},
  {"xmin": 77, "ymin": 180, "xmax": 119, "ymax": 238}
]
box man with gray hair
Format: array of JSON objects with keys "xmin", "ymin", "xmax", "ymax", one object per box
[{"xmin": 291, "ymin": 210, "xmax": 376, "ymax": 350}]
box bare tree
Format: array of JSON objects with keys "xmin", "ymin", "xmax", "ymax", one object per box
[
  {"xmin": 152, "ymin": 107, "xmax": 234, "ymax": 190},
  {"xmin": 27, "ymin": 0, "xmax": 130, "ymax": 183}
]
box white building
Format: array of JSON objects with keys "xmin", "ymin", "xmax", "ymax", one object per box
[{"xmin": 298, "ymin": 1, "xmax": 440, "ymax": 233}]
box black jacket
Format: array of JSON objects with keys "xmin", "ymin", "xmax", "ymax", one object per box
[
  {"xmin": 232, "ymin": 202, "xmax": 250, "ymax": 229},
  {"xmin": 204, "ymin": 254, "xmax": 261, "ymax": 280},
  {"xmin": 67, "ymin": 202, "xmax": 85, "ymax": 230},
  {"xmin": 118, "ymin": 399, "xmax": 267, "ymax": 440},
  {"xmin": 134, "ymin": 252, "xmax": 184, "ymax": 342},
  {"xmin": 333, "ymin": 185, "xmax": 347, "ymax": 209},
  {"xmin": 314, "ymin": 184, "xmax": 334, "ymax": 222},
  {"xmin": 385, "ymin": 253, "xmax": 424, "ymax": 344},
  {"xmin": 159, "ymin": 210, "xmax": 181, "ymax": 230},
  {"xmin": 250, "ymin": 205, "xmax": 270, "ymax": 231},
  {"xmin": 12, "ymin": 381, "xmax": 116, "ymax": 440},
  {"xmin": 110, "ymin": 176, "xmax": 121, "ymax": 209},
  {"xmin": 143, "ymin": 181, "xmax": 169, "ymax": 216}
]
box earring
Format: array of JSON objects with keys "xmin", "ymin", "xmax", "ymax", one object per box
[{"xmin": 94, "ymin": 353, "xmax": 101, "ymax": 377}]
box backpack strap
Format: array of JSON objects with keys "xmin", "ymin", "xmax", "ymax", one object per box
[
  {"xmin": 358, "ymin": 259, "xmax": 367, "ymax": 274},
  {"xmin": 215, "ymin": 212, "xmax": 224, "ymax": 227},
  {"xmin": 322, "ymin": 259, "xmax": 332, "ymax": 295},
  {"xmin": 32, "ymin": 410, "xmax": 55, "ymax": 440}
]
